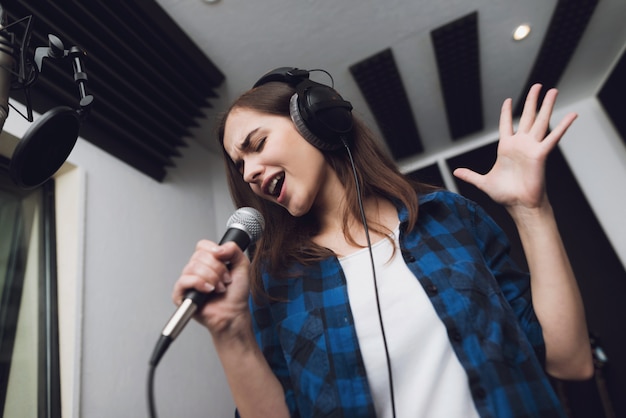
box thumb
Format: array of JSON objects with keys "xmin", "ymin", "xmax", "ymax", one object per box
[
  {"xmin": 453, "ymin": 167, "xmax": 484, "ymax": 188},
  {"xmin": 218, "ymin": 243, "xmax": 251, "ymax": 293}
]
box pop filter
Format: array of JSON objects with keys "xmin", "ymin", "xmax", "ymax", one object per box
[{"xmin": 9, "ymin": 105, "xmax": 79, "ymax": 189}]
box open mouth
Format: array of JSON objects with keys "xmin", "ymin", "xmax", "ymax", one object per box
[{"xmin": 267, "ymin": 173, "xmax": 285, "ymax": 197}]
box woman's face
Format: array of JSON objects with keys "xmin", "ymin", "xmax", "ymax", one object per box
[{"xmin": 223, "ymin": 107, "xmax": 334, "ymax": 217}]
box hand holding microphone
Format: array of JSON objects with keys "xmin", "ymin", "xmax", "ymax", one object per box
[{"xmin": 150, "ymin": 207, "xmax": 264, "ymax": 367}]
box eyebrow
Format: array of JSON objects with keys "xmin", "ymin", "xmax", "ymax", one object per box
[
  {"xmin": 231, "ymin": 127, "xmax": 260, "ymax": 170},
  {"xmin": 237, "ymin": 128, "xmax": 260, "ymax": 152}
]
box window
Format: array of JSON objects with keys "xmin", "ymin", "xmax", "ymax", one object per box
[{"xmin": 0, "ymin": 165, "xmax": 61, "ymax": 418}]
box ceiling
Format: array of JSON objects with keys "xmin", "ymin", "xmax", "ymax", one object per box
[
  {"xmin": 3, "ymin": 0, "xmax": 626, "ymax": 182},
  {"xmin": 153, "ymin": 0, "xmax": 626, "ymax": 171}
]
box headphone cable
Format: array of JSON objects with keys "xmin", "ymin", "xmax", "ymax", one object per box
[{"xmin": 342, "ymin": 139, "xmax": 397, "ymax": 418}]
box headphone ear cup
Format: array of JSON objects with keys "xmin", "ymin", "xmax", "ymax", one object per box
[
  {"xmin": 289, "ymin": 94, "xmax": 338, "ymax": 150},
  {"xmin": 295, "ymin": 83, "xmax": 353, "ymax": 150},
  {"xmin": 252, "ymin": 67, "xmax": 354, "ymax": 150}
]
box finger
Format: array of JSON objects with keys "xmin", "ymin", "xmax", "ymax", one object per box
[
  {"xmin": 518, "ymin": 84, "xmax": 542, "ymax": 133},
  {"xmin": 188, "ymin": 247, "xmax": 227, "ymax": 275},
  {"xmin": 499, "ymin": 98, "xmax": 514, "ymax": 138},
  {"xmin": 540, "ymin": 112, "xmax": 577, "ymax": 152},
  {"xmin": 187, "ymin": 241, "xmax": 242, "ymax": 276},
  {"xmin": 172, "ymin": 273, "xmax": 217, "ymax": 305},
  {"xmin": 195, "ymin": 239, "xmax": 220, "ymax": 255},
  {"xmin": 180, "ymin": 251, "xmax": 232, "ymax": 290},
  {"xmin": 196, "ymin": 240, "xmax": 242, "ymax": 264},
  {"xmin": 530, "ymin": 88, "xmax": 558, "ymax": 140},
  {"xmin": 190, "ymin": 240, "xmax": 224, "ymax": 267},
  {"xmin": 184, "ymin": 251, "xmax": 230, "ymax": 278},
  {"xmin": 453, "ymin": 168, "xmax": 485, "ymax": 189}
]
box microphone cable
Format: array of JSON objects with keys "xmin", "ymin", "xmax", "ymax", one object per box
[
  {"xmin": 342, "ymin": 138, "xmax": 396, "ymax": 418},
  {"xmin": 147, "ymin": 362, "xmax": 158, "ymax": 418}
]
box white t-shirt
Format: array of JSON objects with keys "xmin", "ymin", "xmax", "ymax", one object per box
[{"xmin": 339, "ymin": 225, "xmax": 480, "ymax": 418}]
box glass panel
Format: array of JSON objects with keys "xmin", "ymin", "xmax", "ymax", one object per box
[
  {"xmin": 0, "ymin": 176, "xmax": 61, "ymax": 418},
  {"xmin": 0, "ymin": 184, "xmax": 42, "ymax": 417}
]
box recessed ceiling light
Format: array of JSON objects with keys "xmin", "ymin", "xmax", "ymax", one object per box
[
  {"xmin": 513, "ymin": 24, "xmax": 531, "ymax": 41},
  {"xmin": 202, "ymin": 0, "xmax": 220, "ymax": 3}
]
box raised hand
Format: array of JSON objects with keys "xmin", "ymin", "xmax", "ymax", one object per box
[{"xmin": 453, "ymin": 84, "xmax": 577, "ymax": 211}]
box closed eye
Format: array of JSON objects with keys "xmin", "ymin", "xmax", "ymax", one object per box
[
  {"xmin": 232, "ymin": 134, "xmax": 265, "ymax": 176},
  {"xmin": 255, "ymin": 137, "xmax": 267, "ymax": 152}
]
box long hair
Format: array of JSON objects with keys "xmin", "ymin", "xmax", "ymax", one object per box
[{"xmin": 217, "ymin": 82, "xmax": 435, "ymax": 298}]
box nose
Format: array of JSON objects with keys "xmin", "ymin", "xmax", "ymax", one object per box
[{"xmin": 242, "ymin": 157, "xmax": 263, "ymax": 184}]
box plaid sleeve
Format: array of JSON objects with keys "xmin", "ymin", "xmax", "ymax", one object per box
[
  {"xmin": 249, "ymin": 290, "xmax": 300, "ymax": 417},
  {"xmin": 465, "ymin": 198, "xmax": 546, "ymax": 364}
]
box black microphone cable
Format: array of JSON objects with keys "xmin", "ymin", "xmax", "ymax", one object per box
[
  {"xmin": 147, "ymin": 361, "xmax": 158, "ymax": 418},
  {"xmin": 342, "ymin": 138, "xmax": 397, "ymax": 418}
]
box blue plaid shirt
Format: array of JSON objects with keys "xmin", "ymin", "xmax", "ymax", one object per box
[{"xmin": 249, "ymin": 191, "xmax": 565, "ymax": 417}]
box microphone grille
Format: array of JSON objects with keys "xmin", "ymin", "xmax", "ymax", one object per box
[{"xmin": 226, "ymin": 207, "xmax": 265, "ymax": 243}]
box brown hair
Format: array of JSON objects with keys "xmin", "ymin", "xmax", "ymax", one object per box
[{"xmin": 217, "ymin": 82, "xmax": 435, "ymax": 298}]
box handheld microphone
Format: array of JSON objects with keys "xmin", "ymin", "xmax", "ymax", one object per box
[{"xmin": 150, "ymin": 207, "xmax": 264, "ymax": 367}]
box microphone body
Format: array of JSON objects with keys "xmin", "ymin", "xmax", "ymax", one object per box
[{"xmin": 150, "ymin": 207, "xmax": 264, "ymax": 366}]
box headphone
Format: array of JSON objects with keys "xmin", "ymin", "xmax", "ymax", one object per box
[{"xmin": 252, "ymin": 67, "xmax": 353, "ymax": 151}]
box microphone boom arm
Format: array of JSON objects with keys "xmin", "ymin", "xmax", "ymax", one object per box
[{"xmin": 34, "ymin": 34, "xmax": 94, "ymax": 119}]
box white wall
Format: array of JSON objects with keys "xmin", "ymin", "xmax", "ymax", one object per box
[{"xmin": 69, "ymin": 138, "xmax": 236, "ymax": 418}]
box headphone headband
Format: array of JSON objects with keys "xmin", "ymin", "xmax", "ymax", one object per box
[{"xmin": 253, "ymin": 67, "xmax": 310, "ymax": 88}]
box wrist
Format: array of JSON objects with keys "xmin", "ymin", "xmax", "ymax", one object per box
[
  {"xmin": 506, "ymin": 200, "xmax": 554, "ymax": 229},
  {"xmin": 211, "ymin": 313, "xmax": 256, "ymax": 353},
  {"xmin": 509, "ymin": 203, "xmax": 558, "ymax": 239}
]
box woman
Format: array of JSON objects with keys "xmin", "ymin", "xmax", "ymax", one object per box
[{"xmin": 172, "ymin": 68, "xmax": 593, "ymax": 417}]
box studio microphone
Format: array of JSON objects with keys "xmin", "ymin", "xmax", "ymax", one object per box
[
  {"xmin": 0, "ymin": 8, "xmax": 94, "ymax": 189},
  {"xmin": 150, "ymin": 207, "xmax": 265, "ymax": 367}
]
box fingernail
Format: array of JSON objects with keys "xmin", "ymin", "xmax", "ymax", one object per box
[{"xmin": 204, "ymin": 282, "xmax": 215, "ymax": 292}]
